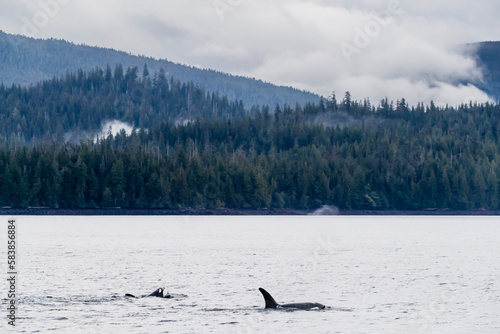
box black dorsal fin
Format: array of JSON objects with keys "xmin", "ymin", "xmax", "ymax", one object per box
[{"xmin": 259, "ymin": 288, "xmax": 279, "ymax": 308}]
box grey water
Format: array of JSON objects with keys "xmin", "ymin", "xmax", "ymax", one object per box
[{"xmin": 1, "ymin": 216, "xmax": 499, "ymax": 333}]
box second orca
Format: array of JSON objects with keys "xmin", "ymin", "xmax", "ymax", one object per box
[{"xmin": 125, "ymin": 288, "xmax": 172, "ymax": 298}]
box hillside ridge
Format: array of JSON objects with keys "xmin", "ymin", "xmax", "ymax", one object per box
[{"xmin": 0, "ymin": 30, "xmax": 321, "ymax": 108}]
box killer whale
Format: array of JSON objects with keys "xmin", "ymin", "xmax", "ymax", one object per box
[
  {"xmin": 125, "ymin": 288, "xmax": 172, "ymax": 298},
  {"xmin": 259, "ymin": 288, "xmax": 325, "ymax": 310}
]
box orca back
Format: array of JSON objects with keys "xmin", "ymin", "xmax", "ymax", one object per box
[
  {"xmin": 280, "ymin": 302, "xmax": 325, "ymax": 310},
  {"xmin": 259, "ymin": 288, "xmax": 279, "ymax": 309},
  {"xmin": 148, "ymin": 288, "xmax": 166, "ymax": 298}
]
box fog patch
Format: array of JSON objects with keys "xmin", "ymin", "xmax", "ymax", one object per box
[
  {"xmin": 173, "ymin": 117, "xmax": 192, "ymax": 126},
  {"xmin": 97, "ymin": 120, "xmax": 135, "ymax": 138},
  {"xmin": 310, "ymin": 111, "xmax": 399, "ymax": 130},
  {"xmin": 64, "ymin": 120, "xmax": 135, "ymax": 143}
]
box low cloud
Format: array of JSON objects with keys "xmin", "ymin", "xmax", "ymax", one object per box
[{"xmin": 241, "ymin": 1, "xmax": 494, "ymax": 105}]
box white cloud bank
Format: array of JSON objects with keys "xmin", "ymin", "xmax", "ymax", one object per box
[{"xmin": 1, "ymin": 0, "xmax": 499, "ymax": 105}]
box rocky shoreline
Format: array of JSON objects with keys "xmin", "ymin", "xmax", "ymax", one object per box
[{"xmin": 1, "ymin": 207, "xmax": 500, "ymax": 216}]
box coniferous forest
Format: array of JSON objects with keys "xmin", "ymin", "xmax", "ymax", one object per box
[{"xmin": 1, "ymin": 65, "xmax": 500, "ymax": 210}]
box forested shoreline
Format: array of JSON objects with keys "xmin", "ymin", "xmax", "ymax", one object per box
[{"xmin": 1, "ymin": 66, "xmax": 500, "ymax": 210}]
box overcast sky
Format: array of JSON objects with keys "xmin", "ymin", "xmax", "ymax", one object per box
[{"xmin": 1, "ymin": 0, "xmax": 499, "ymax": 105}]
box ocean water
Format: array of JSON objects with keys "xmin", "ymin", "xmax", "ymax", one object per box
[{"xmin": 1, "ymin": 216, "xmax": 499, "ymax": 333}]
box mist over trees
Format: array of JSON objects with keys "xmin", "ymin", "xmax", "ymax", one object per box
[
  {"xmin": 0, "ymin": 67, "xmax": 499, "ymax": 210},
  {"xmin": 0, "ymin": 64, "xmax": 246, "ymax": 143}
]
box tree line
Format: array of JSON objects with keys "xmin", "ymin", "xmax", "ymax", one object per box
[
  {"xmin": 1, "ymin": 85, "xmax": 500, "ymax": 209},
  {"xmin": 0, "ymin": 64, "xmax": 246, "ymax": 142}
]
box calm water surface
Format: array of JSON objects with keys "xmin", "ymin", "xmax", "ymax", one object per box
[{"xmin": 1, "ymin": 216, "xmax": 499, "ymax": 333}]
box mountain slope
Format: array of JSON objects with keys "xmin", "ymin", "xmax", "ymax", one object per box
[
  {"xmin": 474, "ymin": 41, "xmax": 500, "ymax": 102},
  {"xmin": 0, "ymin": 30, "xmax": 320, "ymax": 108}
]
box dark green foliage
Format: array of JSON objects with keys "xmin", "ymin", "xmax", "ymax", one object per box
[
  {"xmin": 1, "ymin": 85, "xmax": 500, "ymax": 210},
  {"xmin": 0, "ymin": 65, "xmax": 246, "ymax": 142},
  {"xmin": 0, "ymin": 62, "xmax": 500, "ymax": 210}
]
